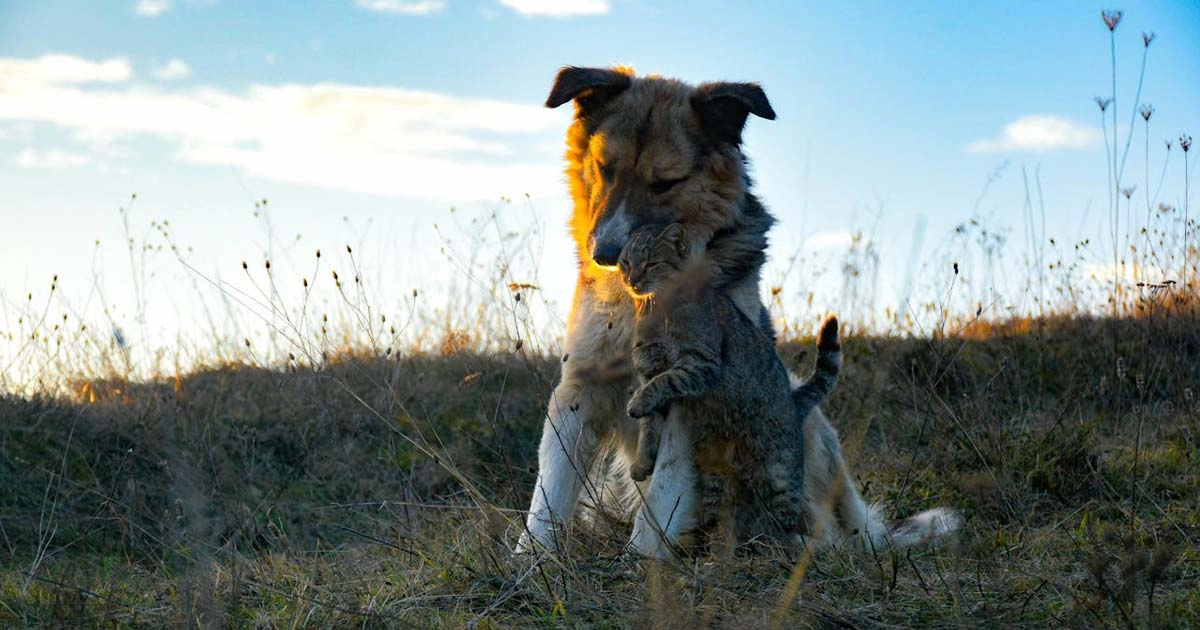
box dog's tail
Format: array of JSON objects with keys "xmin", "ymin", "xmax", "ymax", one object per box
[
  {"xmin": 790, "ymin": 314, "xmax": 841, "ymax": 412},
  {"xmin": 858, "ymin": 503, "xmax": 962, "ymax": 549}
]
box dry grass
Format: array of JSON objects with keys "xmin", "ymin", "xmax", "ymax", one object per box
[{"xmin": 2, "ymin": 309, "xmax": 1198, "ymax": 627}]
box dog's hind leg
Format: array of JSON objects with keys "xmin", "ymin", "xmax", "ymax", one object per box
[{"xmin": 518, "ymin": 382, "xmax": 616, "ymax": 553}]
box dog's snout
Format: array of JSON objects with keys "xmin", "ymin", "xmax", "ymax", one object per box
[{"xmin": 592, "ymin": 241, "xmax": 622, "ymax": 267}]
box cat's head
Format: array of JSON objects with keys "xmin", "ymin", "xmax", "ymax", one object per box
[{"xmin": 617, "ymin": 223, "xmax": 690, "ymax": 298}]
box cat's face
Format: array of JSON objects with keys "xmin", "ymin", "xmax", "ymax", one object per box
[{"xmin": 618, "ymin": 223, "xmax": 689, "ymax": 298}]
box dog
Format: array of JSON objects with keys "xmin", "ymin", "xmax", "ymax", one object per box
[
  {"xmin": 518, "ymin": 66, "xmax": 958, "ymax": 558},
  {"xmin": 517, "ymin": 66, "xmax": 780, "ymax": 557}
]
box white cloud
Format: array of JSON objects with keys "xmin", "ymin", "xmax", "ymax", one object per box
[
  {"xmin": 0, "ymin": 55, "xmax": 131, "ymax": 86},
  {"xmin": 499, "ymin": 0, "xmax": 610, "ymax": 16},
  {"xmin": 15, "ymin": 148, "xmax": 91, "ymax": 168},
  {"xmin": 967, "ymin": 115, "xmax": 1100, "ymax": 154},
  {"xmin": 804, "ymin": 230, "xmax": 854, "ymax": 251},
  {"xmin": 0, "ymin": 54, "xmax": 565, "ymax": 201},
  {"xmin": 152, "ymin": 59, "xmax": 190, "ymax": 80},
  {"xmin": 355, "ymin": 0, "xmax": 447, "ymax": 15},
  {"xmin": 1081, "ymin": 262, "xmax": 1173, "ymax": 285},
  {"xmin": 135, "ymin": 0, "xmax": 171, "ymax": 17}
]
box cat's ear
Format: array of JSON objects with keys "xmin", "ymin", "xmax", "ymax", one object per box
[{"xmin": 660, "ymin": 223, "xmax": 688, "ymax": 257}]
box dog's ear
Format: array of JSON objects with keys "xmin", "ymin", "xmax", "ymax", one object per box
[
  {"xmin": 545, "ymin": 66, "xmax": 632, "ymax": 116},
  {"xmin": 691, "ymin": 81, "xmax": 776, "ymax": 145},
  {"xmin": 660, "ymin": 223, "xmax": 688, "ymax": 257}
]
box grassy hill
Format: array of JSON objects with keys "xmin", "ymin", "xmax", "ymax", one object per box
[{"xmin": 2, "ymin": 313, "xmax": 1198, "ymax": 627}]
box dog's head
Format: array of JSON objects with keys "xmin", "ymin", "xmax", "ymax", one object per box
[{"xmin": 546, "ymin": 66, "xmax": 775, "ymax": 268}]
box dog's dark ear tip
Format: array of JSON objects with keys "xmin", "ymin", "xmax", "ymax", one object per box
[{"xmin": 545, "ymin": 65, "xmax": 631, "ymax": 113}]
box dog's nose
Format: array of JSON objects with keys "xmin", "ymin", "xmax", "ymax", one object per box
[{"xmin": 591, "ymin": 241, "xmax": 622, "ymax": 267}]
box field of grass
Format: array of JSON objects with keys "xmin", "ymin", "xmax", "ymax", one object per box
[{"xmin": 2, "ymin": 308, "xmax": 1198, "ymax": 627}]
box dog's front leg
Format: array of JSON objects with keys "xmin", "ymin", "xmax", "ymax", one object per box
[
  {"xmin": 630, "ymin": 405, "xmax": 698, "ymax": 559},
  {"xmin": 517, "ymin": 381, "xmax": 610, "ymax": 553}
]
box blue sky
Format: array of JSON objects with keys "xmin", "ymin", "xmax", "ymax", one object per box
[{"xmin": 1, "ymin": 1, "xmax": 1199, "ymax": 378}]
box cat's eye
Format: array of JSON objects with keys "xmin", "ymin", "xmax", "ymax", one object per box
[{"xmin": 648, "ymin": 176, "xmax": 686, "ymax": 194}]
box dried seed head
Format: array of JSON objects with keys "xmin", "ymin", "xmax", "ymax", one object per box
[
  {"xmin": 1142, "ymin": 31, "xmax": 1155, "ymax": 47},
  {"xmin": 1094, "ymin": 97, "xmax": 1113, "ymax": 112},
  {"xmin": 1101, "ymin": 9, "xmax": 1123, "ymax": 31},
  {"xmin": 265, "ymin": 259, "xmax": 271, "ymax": 270},
  {"xmin": 1139, "ymin": 104, "xmax": 1155, "ymax": 121},
  {"xmin": 1121, "ymin": 186, "xmax": 1136, "ymax": 200},
  {"xmin": 242, "ymin": 260, "xmax": 248, "ymax": 270},
  {"xmin": 316, "ymin": 248, "xmax": 322, "ymax": 258},
  {"xmin": 953, "ymin": 262, "xmax": 959, "ymax": 275},
  {"xmin": 1180, "ymin": 135, "xmax": 1192, "ymax": 152},
  {"xmin": 1116, "ymin": 357, "xmax": 1127, "ymax": 380},
  {"xmin": 346, "ymin": 244, "xmax": 353, "ymax": 254}
]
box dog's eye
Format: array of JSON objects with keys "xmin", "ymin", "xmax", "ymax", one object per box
[
  {"xmin": 648, "ymin": 176, "xmax": 686, "ymax": 194},
  {"xmin": 598, "ymin": 161, "xmax": 615, "ymax": 181}
]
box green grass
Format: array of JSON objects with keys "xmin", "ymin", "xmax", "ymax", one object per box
[{"xmin": 2, "ymin": 313, "xmax": 1198, "ymax": 627}]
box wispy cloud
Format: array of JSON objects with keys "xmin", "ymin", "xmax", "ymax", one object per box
[
  {"xmin": 354, "ymin": 0, "xmax": 447, "ymax": 15},
  {"xmin": 135, "ymin": 0, "xmax": 171, "ymax": 17},
  {"xmin": 152, "ymin": 59, "xmax": 190, "ymax": 80},
  {"xmin": 1081, "ymin": 262, "xmax": 1173, "ymax": 284},
  {"xmin": 499, "ymin": 0, "xmax": 610, "ymax": 17},
  {"xmin": 15, "ymin": 148, "xmax": 91, "ymax": 168},
  {"xmin": 967, "ymin": 115, "xmax": 1100, "ymax": 154},
  {"xmin": 0, "ymin": 54, "xmax": 564, "ymax": 201},
  {"xmin": 0, "ymin": 55, "xmax": 131, "ymax": 85}
]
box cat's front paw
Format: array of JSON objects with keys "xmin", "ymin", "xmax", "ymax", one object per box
[
  {"xmin": 629, "ymin": 456, "xmax": 654, "ymax": 482},
  {"xmin": 626, "ymin": 391, "xmax": 658, "ymax": 419}
]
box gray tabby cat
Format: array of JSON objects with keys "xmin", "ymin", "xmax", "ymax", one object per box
[{"xmin": 617, "ymin": 222, "xmax": 841, "ymax": 540}]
